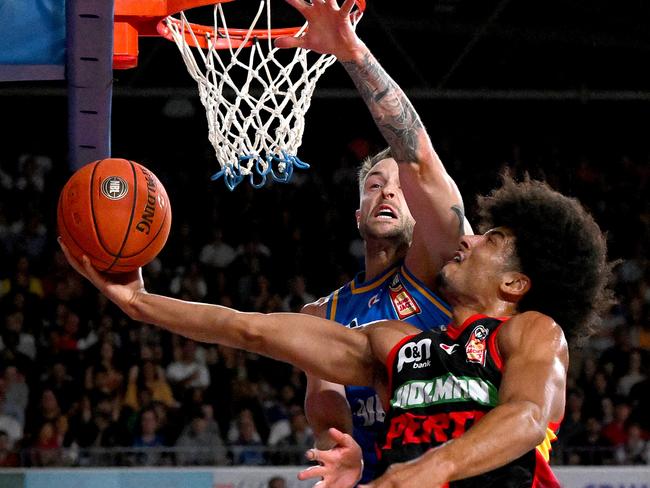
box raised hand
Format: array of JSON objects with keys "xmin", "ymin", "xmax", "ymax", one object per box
[
  {"xmin": 275, "ymin": 0, "xmax": 365, "ymax": 61},
  {"xmin": 58, "ymin": 237, "xmax": 146, "ymax": 320},
  {"xmin": 297, "ymin": 427, "xmax": 364, "ymax": 488}
]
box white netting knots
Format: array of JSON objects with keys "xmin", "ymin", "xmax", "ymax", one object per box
[{"xmin": 165, "ymin": 1, "xmax": 359, "ymax": 190}]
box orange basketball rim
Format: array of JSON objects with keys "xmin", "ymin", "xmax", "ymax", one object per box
[{"xmin": 113, "ymin": 0, "xmax": 367, "ymax": 69}]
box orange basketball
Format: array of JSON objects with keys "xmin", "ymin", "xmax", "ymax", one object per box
[{"xmin": 57, "ymin": 158, "xmax": 172, "ymax": 273}]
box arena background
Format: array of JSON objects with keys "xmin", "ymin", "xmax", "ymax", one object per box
[{"xmin": 0, "ymin": 1, "xmax": 649, "ymax": 487}]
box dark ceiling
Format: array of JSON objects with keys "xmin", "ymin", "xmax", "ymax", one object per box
[{"xmin": 114, "ymin": 0, "xmax": 650, "ymax": 94}]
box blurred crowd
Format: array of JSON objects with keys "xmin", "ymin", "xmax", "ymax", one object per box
[{"xmin": 0, "ymin": 129, "xmax": 648, "ymax": 467}]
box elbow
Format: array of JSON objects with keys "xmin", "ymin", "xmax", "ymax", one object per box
[
  {"xmin": 521, "ymin": 404, "xmax": 549, "ymax": 446},
  {"xmin": 232, "ymin": 312, "xmax": 266, "ymax": 351}
]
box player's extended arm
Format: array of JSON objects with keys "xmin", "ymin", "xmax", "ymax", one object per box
[
  {"xmin": 276, "ymin": 0, "xmax": 471, "ymax": 281},
  {"xmin": 301, "ymin": 301, "xmax": 354, "ymax": 450},
  {"xmin": 363, "ymin": 312, "xmax": 568, "ymax": 487},
  {"xmin": 60, "ymin": 240, "xmax": 376, "ymax": 388}
]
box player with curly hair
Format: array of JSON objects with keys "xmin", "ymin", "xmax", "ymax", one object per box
[{"xmin": 60, "ymin": 171, "xmax": 612, "ymax": 487}]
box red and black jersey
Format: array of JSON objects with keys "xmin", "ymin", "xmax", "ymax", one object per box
[{"xmin": 377, "ymin": 314, "xmax": 560, "ymax": 487}]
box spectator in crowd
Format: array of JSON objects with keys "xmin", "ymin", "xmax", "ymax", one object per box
[
  {"xmin": 131, "ymin": 407, "xmax": 166, "ymax": 466},
  {"xmin": 0, "ymin": 368, "xmax": 28, "ymax": 429},
  {"xmin": 24, "ymin": 389, "xmax": 63, "ymax": 445},
  {"xmin": 629, "ymin": 374, "xmax": 650, "ymax": 432},
  {"xmin": 566, "ymin": 417, "xmax": 612, "ymax": 465},
  {"xmin": 281, "ymin": 275, "xmax": 315, "ymax": 312},
  {"xmin": 228, "ymin": 380, "xmax": 270, "ymax": 445},
  {"xmin": 271, "ymin": 406, "xmax": 314, "ymax": 465},
  {"xmin": 559, "ymin": 389, "xmax": 586, "ymax": 452},
  {"xmin": 11, "ymin": 213, "xmax": 48, "ymax": 264},
  {"xmin": 230, "ymin": 409, "xmax": 266, "ymax": 466},
  {"xmin": 166, "ymin": 339, "xmax": 210, "ymax": 399},
  {"xmin": 600, "ymin": 326, "xmax": 635, "ymax": 380},
  {"xmin": 84, "ymin": 340, "xmax": 124, "ymax": 399},
  {"xmin": 199, "ymin": 228, "xmax": 236, "ymax": 270},
  {"xmin": 1, "ymin": 312, "xmax": 36, "ymax": 361},
  {"xmin": 267, "ymin": 476, "xmax": 287, "ymax": 488},
  {"xmin": 0, "ymin": 255, "xmax": 44, "ymax": 300},
  {"xmin": 40, "ymin": 361, "xmax": 77, "ymax": 414},
  {"xmin": 170, "ymin": 262, "xmax": 208, "ymax": 301},
  {"xmin": 0, "ymin": 412, "xmax": 22, "ymax": 452},
  {"xmin": 0, "ymin": 332, "xmax": 33, "ymax": 380},
  {"xmin": 124, "ymin": 360, "xmax": 177, "ymax": 411},
  {"xmin": 30, "ymin": 421, "xmax": 62, "ymax": 467},
  {"xmin": 583, "ymin": 370, "xmax": 613, "ymax": 419},
  {"xmin": 174, "ymin": 407, "xmax": 226, "ymax": 465},
  {"xmin": 65, "ymin": 393, "xmax": 125, "ymax": 466},
  {"xmin": 615, "ymin": 423, "xmax": 649, "ymax": 465},
  {"xmin": 0, "ymin": 429, "xmax": 20, "ymax": 467},
  {"xmin": 616, "ymin": 348, "xmax": 646, "ymax": 396},
  {"xmin": 602, "ymin": 400, "xmax": 633, "ymax": 447}
]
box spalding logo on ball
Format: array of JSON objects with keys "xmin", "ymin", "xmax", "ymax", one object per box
[{"xmin": 57, "ymin": 158, "xmax": 172, "ymax": 273}]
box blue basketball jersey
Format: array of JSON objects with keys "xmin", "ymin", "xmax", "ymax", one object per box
[{"xmin": 325, "ymin": 263, "xmax": 451, "ymax": 483}]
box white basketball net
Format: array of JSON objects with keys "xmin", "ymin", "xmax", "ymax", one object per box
[{"xmin": 165, "ymin": 1, "xmax": 362, "ymax": 190}]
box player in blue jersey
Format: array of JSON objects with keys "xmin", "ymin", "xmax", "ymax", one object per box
[
  {"xmin": 275, "ymin": 0, "xmax": 472, "ymax": 481},
  {"xmin": 60, "ymin": 174, "xmax": 612, "ymax": 487}
]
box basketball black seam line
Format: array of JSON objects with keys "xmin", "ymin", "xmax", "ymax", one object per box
[
  {"xmin": 106, "ymin": 160, "xmax": 139, "ymax": 273},
  {"xmin": 90, "ymin": 160, "xmax": 134, "ymax": 261},
  {"xmin": 90, "ymin": 159, "xmax": 123, "ymax": 263},
  {"xmin": 58, "ymin": 189, "xmax": 112, "ymax": 267},
  {"xmin": 117, "ymin": 187, "xmax": 170, "ymax": 259}
]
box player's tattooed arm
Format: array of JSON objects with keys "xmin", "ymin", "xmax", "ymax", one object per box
[
  {"xmin": 341, "ymin": 52, "xmax": 423, "ymax": 163},
  {"xmin": 451, "ymin": 205, "xmax": 466, "ymax": 235}
]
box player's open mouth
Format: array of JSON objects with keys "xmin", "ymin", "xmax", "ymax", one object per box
[
  {"xmin": 453, "ymin": 251, "xmax": 464, "ymax": 263},
  {"xmin": 375, "ymin": 205, "xmax": 397, "ymax": 219}
]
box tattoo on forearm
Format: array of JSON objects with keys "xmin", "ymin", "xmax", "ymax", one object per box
[
  {"xmin": 341, "ymin": 53, "xmax": 423, "ymax": 162},
  {"xmin": 451, "ymin": 205, "xmax": 466, "ymax": 236}
]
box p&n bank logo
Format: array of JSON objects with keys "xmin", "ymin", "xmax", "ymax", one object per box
[{"xmin": 397, "ymin": 338, "xmax": 432, "ymax": 372}]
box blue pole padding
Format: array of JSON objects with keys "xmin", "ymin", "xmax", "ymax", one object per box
[{"xmin": 66, "ymin": 0, "xmax": 114, "ymax": 170}]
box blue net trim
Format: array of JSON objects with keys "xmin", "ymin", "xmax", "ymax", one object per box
[{"xmin": 210, "ymin": 152, "xmax": 310, "ymax": 191}]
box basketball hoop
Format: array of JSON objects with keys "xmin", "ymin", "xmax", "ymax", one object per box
[{"xmin": 114, "ymin": 0, "xmax": 366, "ymax": 190}]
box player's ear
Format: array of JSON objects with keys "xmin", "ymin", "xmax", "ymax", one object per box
[
  {"xmin": 499, "ymin": 271, "xmax": 530, "ymax": 302},
  {"xmin": 355, "ymin": 209, "xmax": 361, "ymax": 228}
]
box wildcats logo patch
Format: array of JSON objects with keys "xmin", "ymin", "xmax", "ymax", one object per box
[
  {"xmin": 465, "ymin": 324, "xmax": 488, "ymax": 366},
  {"xmin": 388, "ymin": 275, "xmax": 421, "ymax": 320}
]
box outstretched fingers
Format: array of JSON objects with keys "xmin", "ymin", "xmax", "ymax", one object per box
[
  {"xmin": 58, "ymin": 238, "xmax": 91, "ymax": 280},
  {"xmin": 284, "ymin": 0, "xmax": 311, "ymax": 14},
  {"xmin": 339, "ymin": 0, "xmax": 357, "ymax": 16},
  {"xmin": 298, "ymin": 464, "xmax": 326, "ymax": 481},
  {"xmin": 327, "ymin": 427, "xmax": 351, "ymax": 445},
  {"xmin": 275, "ymin": 35, "xmax": 303, "ymax": 49}
]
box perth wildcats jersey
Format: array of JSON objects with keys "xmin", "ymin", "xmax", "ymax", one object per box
[
  {"xmin": 325, "ymin": 263, "xmax": 451, "ymax": 483},
  {"xmin": 378, "ymin": 315, "xmax": 560, "ymax": 487}
]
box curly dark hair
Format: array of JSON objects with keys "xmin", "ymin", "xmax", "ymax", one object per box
[{"xmin": 476, "ymin": 173, "xmax": 614, "ymax": 338}]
